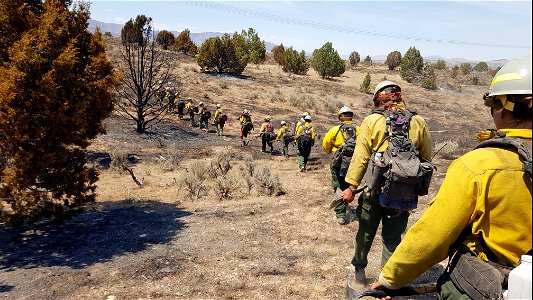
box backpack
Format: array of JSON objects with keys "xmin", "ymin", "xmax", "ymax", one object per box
[
  {"xmin": 367, "ymin": 109, "xmax": 434, "ymax": 204},
  {"xmin": 219, "ymin": 114, "xmax": 227, "ymax": 122},
  {"xmin": 265, "ymin": 122, "xmax": 273, "ymax": 132},
  {"xmin": 297, "ymin": 125, "xmax": 314, "ymax": 151},
  {"xmin": 474, "ymin": 135, "xmax": 532, "ymax": 176},
  {"xmin": 331, "ymin": 124, "xmax": 357, "ymax": 177},
  {"xmin": 202, "ymin": 110, "xmax": 211, "ymax": 119}
]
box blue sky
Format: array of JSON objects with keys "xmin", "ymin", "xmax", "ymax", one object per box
[{"xmin": 89, "ymin": 1, "xmax": 532, "ymax": 61}]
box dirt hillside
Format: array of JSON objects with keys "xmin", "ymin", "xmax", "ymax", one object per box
[{"xmin": 0, "ymin": 44, "xmax": 494, "ymax": 300}]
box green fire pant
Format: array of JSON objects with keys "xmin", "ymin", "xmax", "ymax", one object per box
[
  {"xmin": 351, "ymin": 192, "xmax": 409, "ymax": 269},
  {"xmin": 296, "ymin": 147, "xmax": 311, "ymax": 169},
  {"xmin": 330, "ymin": 162, "xmax": 349, "ymax": 218}
]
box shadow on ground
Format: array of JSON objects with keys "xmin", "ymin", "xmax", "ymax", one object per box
[
  {"xmin": 0, "ymin": 200, "xmax": 190, "ymax": 270},
  {"xmin": 0, "ymin": 285, "xmax": 14, "ymax": 293}
]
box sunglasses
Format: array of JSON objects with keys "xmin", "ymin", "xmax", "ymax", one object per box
[{"xmin": 380, "ymin": 86, "xmax": 401, "ymax": 94}]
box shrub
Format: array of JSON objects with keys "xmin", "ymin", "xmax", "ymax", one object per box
[
  {"xmin": 473, "ymin": 61, "xmax": 489, "ymax": 72},
  {"xmin": 460, "ymin": 63, "xmax": 472, "ymax": 75},
  {"xmin": 363, "ymin": 55, "xmax": 372, "ymax": 66},
  {"xmin": 450, "ymin": 65, "xmax": 460, "ymax": 79},
  {"xmin": 161, "ymin": 143, "xmax": 181, "ymax": 171},
  {"xmin": 325, "ymin": 99, "xmax": 344, "ymax": 114},
  {"xmin": 421, "ymin": 77, "xmax": 437, "ymax": 90},
  {"xmin": 238, "ymin": 159, "xmax": 255, "ymax": 194},
  {"xmin": 211, "ymin": 152, "xmax": 233, "ymax": 176},
  {"xmin": 177, "ymin": 171, "xmax": 206, "ymax": 200},
  {"xmin": 360, "ymin": 73, "xmax": 372, "ymax": 93},
  {"xmin": 433, "ymin": 60, "xmax": 447, "ymax": 70},
  {"xmin": 213, "ymin": 175, "xmax": 239, "ymax": 200},
  {"xmin": 254, "ymin": 166, "xmax": 284, "ymax": 196},
  {"xmin": 271, "ymin": 89, "xmax": 284, "ymax": 103}
]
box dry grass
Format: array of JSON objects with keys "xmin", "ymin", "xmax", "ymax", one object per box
[{"xmin": 0, "ymin": 39, "xmax": 497, "ymax": 300}]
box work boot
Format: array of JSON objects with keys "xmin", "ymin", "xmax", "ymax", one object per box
[{"xmin": 346, "ymin": 265, "xmax": 366, "ymax": 284}]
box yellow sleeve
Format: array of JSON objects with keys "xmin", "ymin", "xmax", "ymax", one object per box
[
  {"xmin": 259, "ymin": 123, "xmax": 266, "ymax": 133},
  {"xmin": 345, "ymin": 114, "xmax": 385, "ymax": 186},
  {"xmin": 410, "ymin": 115, "xmax": 432, "ymax": 161},
  {"xmin": 214, "ymin": 109, "xmax": 220, "ymax": 119},
  {"xmin": 310, "ymin": 126, "xmax": 316, "ymax": 139},
  {"xmin": 276, "ymin": 127, "xmax": 285, "ymax": 140},
  {"xmin": 322, "ymin": 126, "xmax": 339, "ymax": 154},
  {"xmin": 295, "ymin": 121, "xmax": 302, "ymax": 134},
  {"xmin": 379, "ymin": 159, "xmax": 478, "ymax": 288},
  {"xmin": 295, "ymin": 125, "xmax": 303, "ymax": 136}
]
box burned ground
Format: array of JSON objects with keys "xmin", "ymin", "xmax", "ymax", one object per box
[{"xmin": 0, "ymin": 48, "xmax": 493, "ymax": 300}]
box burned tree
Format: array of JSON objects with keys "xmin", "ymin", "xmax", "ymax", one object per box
[{"xmin": 116, "ymin": 15, "xmax": 180, "ymax": 134}]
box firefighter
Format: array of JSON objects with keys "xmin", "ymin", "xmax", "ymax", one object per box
[{"xmin": 371, "ymin": 56, "xmax": 532, "ymax": 299}]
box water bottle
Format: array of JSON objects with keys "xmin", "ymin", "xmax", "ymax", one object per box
[
  {"xmin": 374, "ymin": 152, "xmax": 383, "ymax": 167},
  {"xmin": 505, "ymin": 255, "xmax": 532, "ymax": 299}
]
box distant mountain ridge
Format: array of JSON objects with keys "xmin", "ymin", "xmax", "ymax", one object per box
[{"xmin": 88, "ymin": 19, "xmax": 507, "ymax": 67}]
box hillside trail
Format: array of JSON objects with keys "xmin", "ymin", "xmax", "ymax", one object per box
[
  {"xmin": 1, "ymin": 55, "xmax": 493, "ymax": 299},
  {"xmin": 1, "ymin": 112, "xmax": 447, "ymax": 300}
]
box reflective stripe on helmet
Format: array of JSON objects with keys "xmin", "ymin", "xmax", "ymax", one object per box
[{"xmin": 491, "ymin": 72, "xmax": 523, "ymax": 85}]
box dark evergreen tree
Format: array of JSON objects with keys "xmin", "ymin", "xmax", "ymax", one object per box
[
  {"xmin": 348, "ymin": 51, "xmax": 360, "ymax": 68},
  {"xmin": 0, "ymin": 0, "xmax": 119, "ymax": 222},
  {"xmin": 400, "ymin": 46, "xmax": 424, "ymax": 83},
  {"xmin": 385, "ymin": 51, "xmax": 402, "ymax": 70},
  {"xmin": 156, "ymin": 30, "xmax": 175, "ymax": 50},
  {"xmin": 310, "ymin": 42, "xmax": 345, "ymax": 79},
  {"xmin": 175, "ymin": 29, "xmax": 198, "ymax": 56}
]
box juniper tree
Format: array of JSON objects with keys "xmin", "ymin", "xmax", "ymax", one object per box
[
  {"xmin": 349, "ymin": 51, "xmax": 360, "ymax": 68},
  {"xmin": 0, "ymin": 0, "xmax": 118, "ymax": 222},
  {"xmin": 310, "ymin": 42, "xmax": 345, "ymax": 79},
  {"xmin": 400, "ymin": 46, "xmax": 424, "ymax": 83},
  {"xmin": 385, "ymin": 51, "xmax": 402, "ymax": 70},
  {"xmin": 272, "ymin": 44, "xmax": 285, "ymax": 66},
  {"xmin": 282, "ymin": 47, "xmax": 309, "ymax": 75},
  {"xmin": 156, "ymin": 30, "xmax": 175, "ymax": 50},
  {"xmin": 241, "ymin": 28, "xmax": 266, "ymax": 65},
  {"xmin": 196, "ymin": 33, "xmax": 247, "ymax": 74},
  {"xmin": 175, "ymin": 29, "xmax": 197, "ymax": 56},
  {"xmin": 474, "ymin": 61, "xmax": 489, "ymax": 72}
]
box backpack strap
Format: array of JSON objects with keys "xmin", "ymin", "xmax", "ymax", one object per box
[
  {"xmin": 333, "ymin": 123, "xmax": 346, "ymax": 141},
  {"xmin": 474, "ymin": 134, "xmax": 532, "ymax": 175}
]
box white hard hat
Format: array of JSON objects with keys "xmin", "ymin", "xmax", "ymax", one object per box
[
  {"xmin": 338, "ymin": 106, "xmax": 353, "ymax": 115},
  {"xmin": 280, "ymin": 121, "xmax": 286, "ymax": 125},
  {"xmin": 302, "ymin": 111, "xmax": 309, "ymax": 117},
  {"xmin": 304, "ymin": 115, "xmax": 312, "ymax": 121}
]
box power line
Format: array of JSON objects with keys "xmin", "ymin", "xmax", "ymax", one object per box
[{"xmin": 182, "ymin": 1, "xmax": 531, "ymax": 50}]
